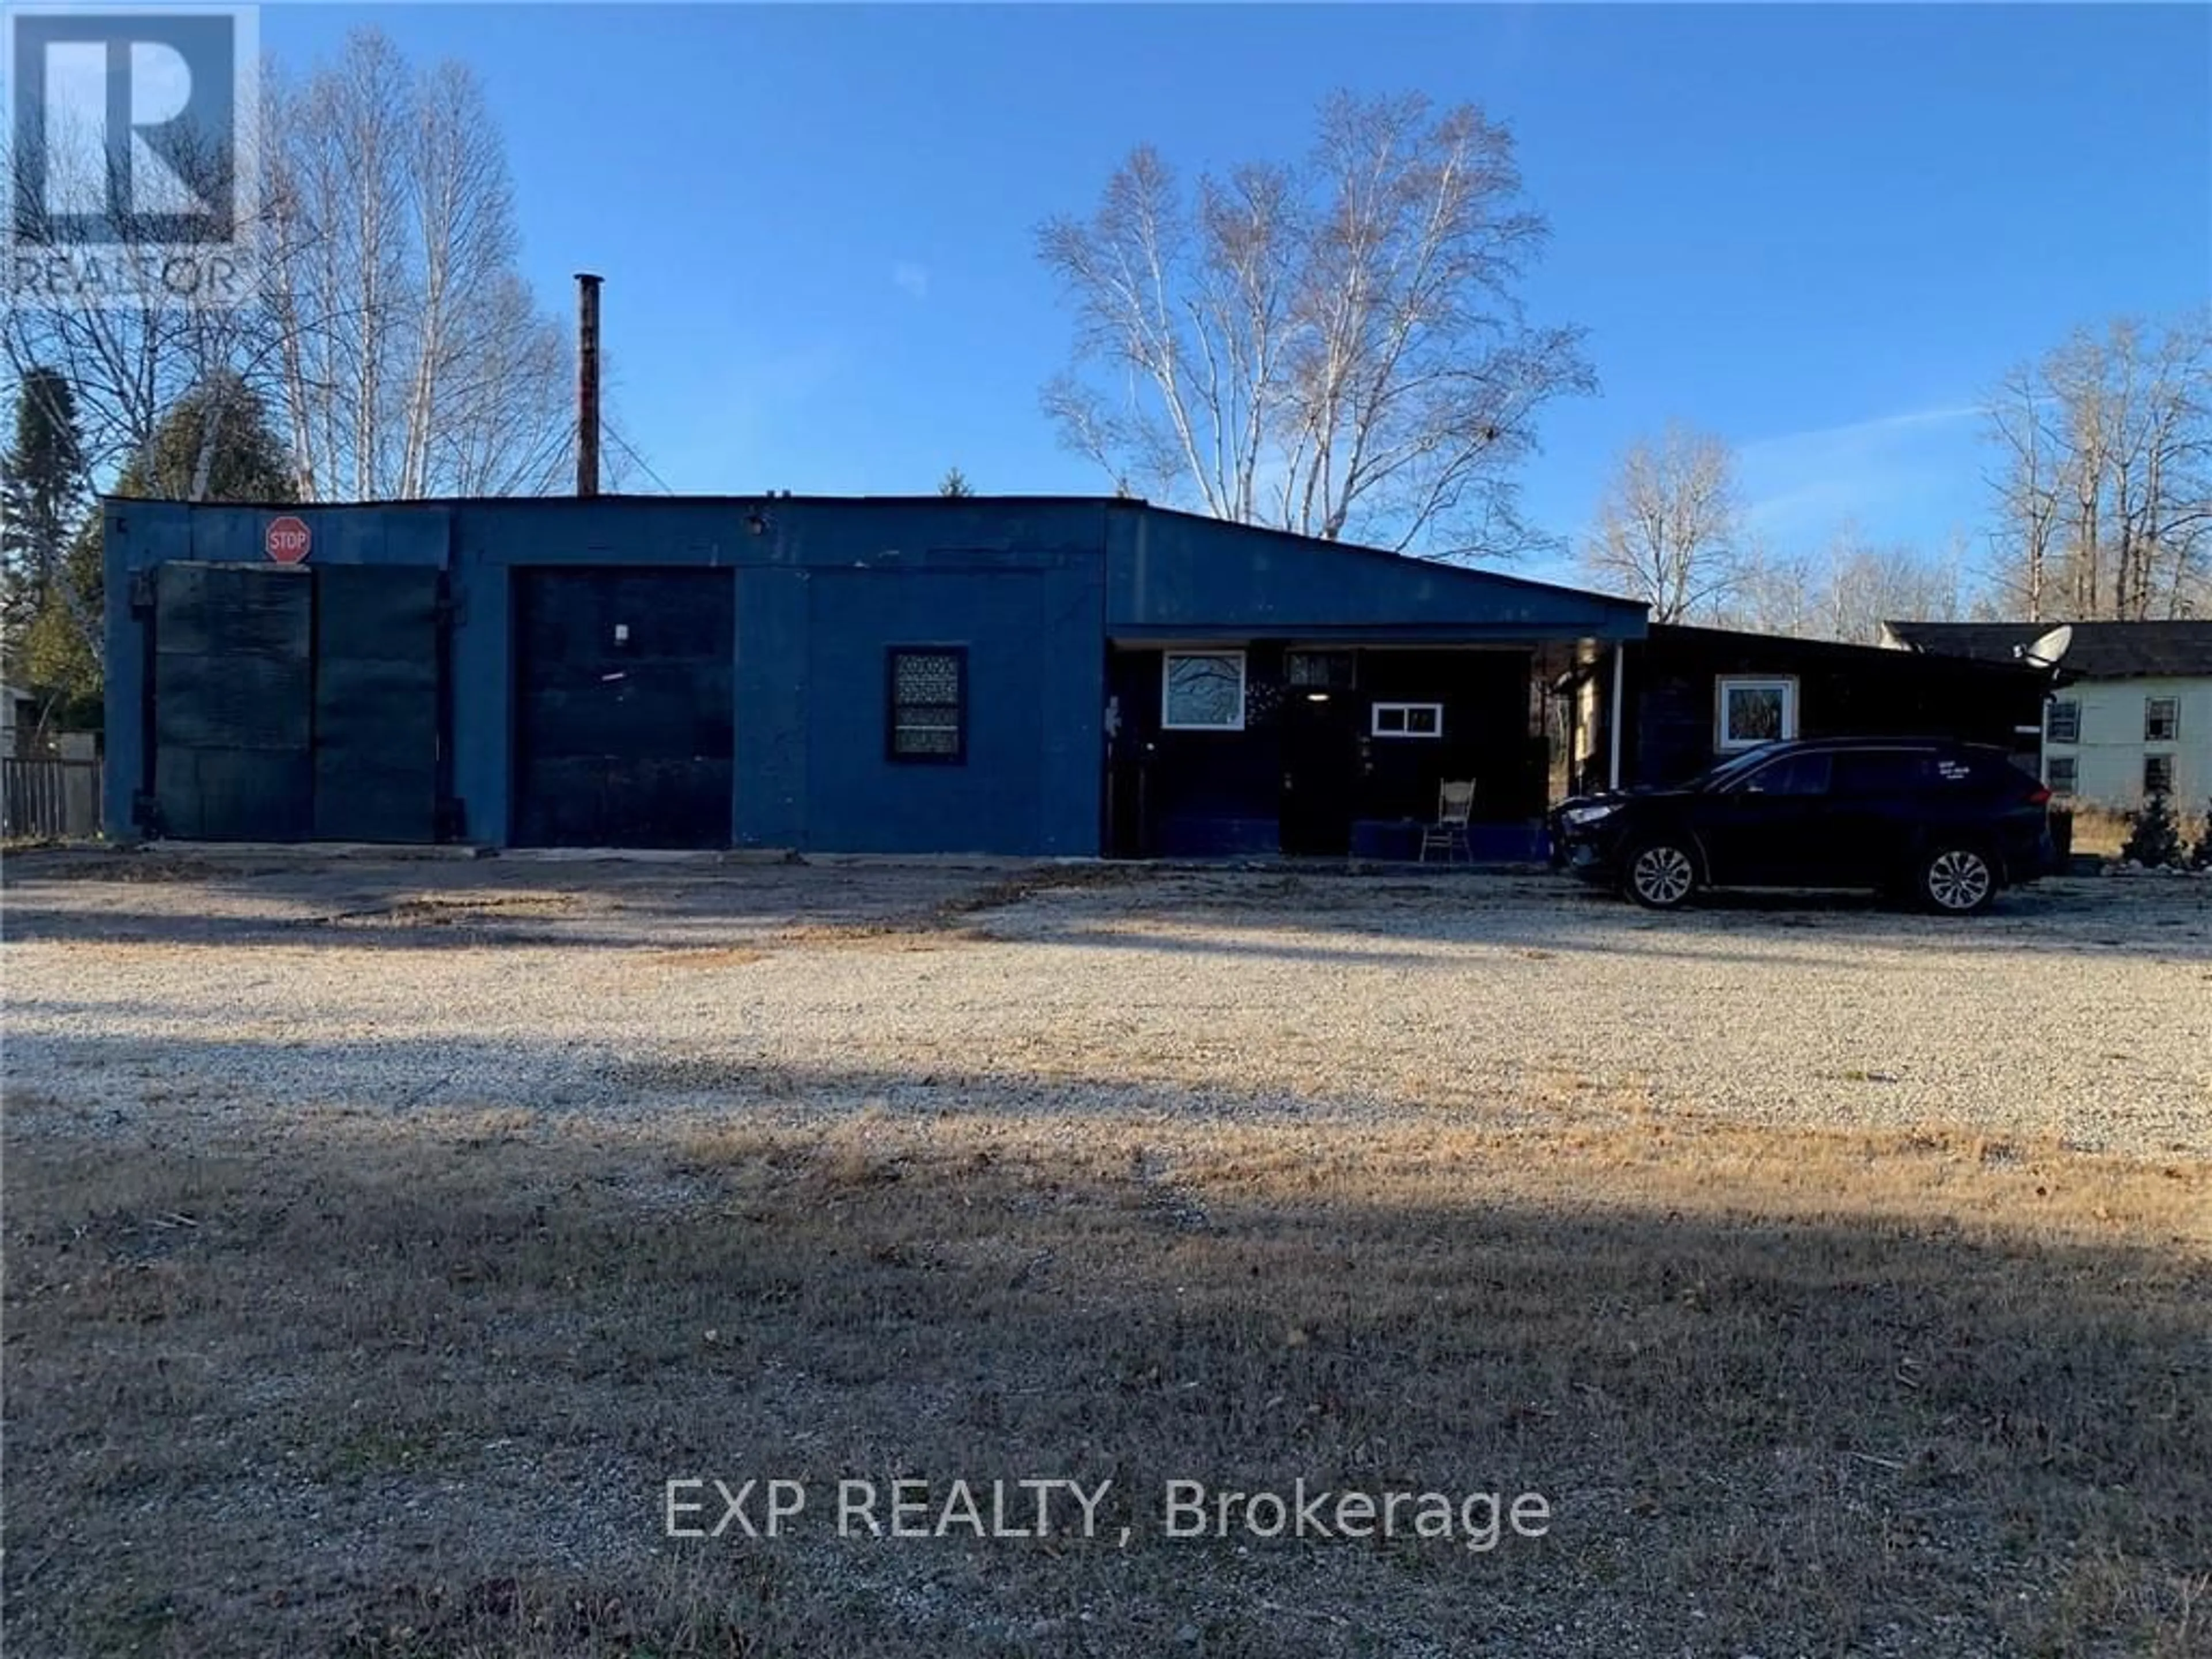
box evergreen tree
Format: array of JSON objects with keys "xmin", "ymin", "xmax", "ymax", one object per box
[
  {"xmin": 2, "ymin": 368, "xmax": 89, "ymax": 692},
  {"xmin": 17, "ymin": 516, "xmax": 104, "ymax": 733},
  {"xmin": 938, "ymin": 465, "xmax": 974, "ymax": 498},
  {"xmin": 2191, "ymin": 803, "xmax": 2212, "ymax": 871},
  {"xmin": 112, "ymin": 372, "xmax": 296, "ymax": 504},
  {"xmin": 17, "ymin": 374, "xmax": 296, "ymax": 730},
  {"xmin": 2121, "ymin": 793, "xmax": 2184, "ymax": 868}
]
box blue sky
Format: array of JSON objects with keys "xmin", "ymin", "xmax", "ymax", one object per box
[{"xmin": 259, "ymin": 3, "xmax": 2211, "ymax": 582}]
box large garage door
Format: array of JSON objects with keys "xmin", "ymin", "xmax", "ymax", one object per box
[
  {"xmin": 151, "ymin": 563, "xmax": 313, "ymax": 840},
  {"xmin": 511, "ymin": 569, "xmax": 734, "ymax": 848},
  {"xmin": 147, "ymin": 563, "xmax": 447, "ymax": 842}
]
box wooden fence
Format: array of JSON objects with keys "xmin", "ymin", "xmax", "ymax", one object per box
[{"xmin": 2, "ymin": 757, "xmax": 103, "ymax": 841}]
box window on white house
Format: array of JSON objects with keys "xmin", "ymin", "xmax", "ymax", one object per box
[
  {"xmin": 1162, "ymin": 651, "xmax": 1246, "ymax": 731},
  {"xmin": 1715, "ymin": 677, "xmax": 1797, "ymax": 751},
  {"xmin": 2047, "ymin": 700, "xmax": 2081, "ymax": 743},
  {"xmin": 1370, "ymin": 702, "xmax": 1443, "ymax": 739},
  {"xmin": 2144, "ymin": 754, "xmax": 2175, "ymax": 797},
  {"xmin": 2046, "ymin": 756, "xmax": 2078, "ymax": 796},
  {"xmin": 2145, "ymin": 697, "xmax": 2179, "ymax": 743}
]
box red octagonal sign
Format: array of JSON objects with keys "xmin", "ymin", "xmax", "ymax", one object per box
[{"xmin": 266, "ymin": 516, "xmax": 311, "ymax": 564}]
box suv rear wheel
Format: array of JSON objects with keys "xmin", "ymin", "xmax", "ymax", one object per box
[
  {"xmin": 1919, "ymin": 845, "xmax": 1997, "ymax": 915},
  {"xmin": 1623, "ymin": 839, "xmax": 1699, "ymax": 910}
]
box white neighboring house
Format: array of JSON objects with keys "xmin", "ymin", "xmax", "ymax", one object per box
[{"xmin": 1881, "ymin": 621, "xmax": 2212, "ymax": 810}]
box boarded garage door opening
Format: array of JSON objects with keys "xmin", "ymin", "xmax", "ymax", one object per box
[
  {"xmin": 147, "ymin": 563, "xmax": 445, "ymax": 843},
  {"xmin": 510, "ymin": 569, "xmax": 735, "ymax": 849}
]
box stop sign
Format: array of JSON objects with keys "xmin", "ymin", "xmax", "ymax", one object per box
[{"xmin": 266, "ymin": 516, "xmax": 311, "ymax": 563}]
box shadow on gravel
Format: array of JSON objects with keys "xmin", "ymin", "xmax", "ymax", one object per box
[
  {"xmin": 1, "ymin": 1035, "xmax": 1436, "ymax": 1120},
  {"xmin": 1111, "ymin": 873, "xmax": 2212, "ymax": 963},
  {"xmin": 3, "ymin": 1106, "xmax": 2207, "ymax": 1659},
  {"xmin": 0, "ymin": 855, "xmax": 1059, "ymax": 952},
  {"xmin": 10, "ymin": 854, "xmax": 2206, "ymax": 964}
]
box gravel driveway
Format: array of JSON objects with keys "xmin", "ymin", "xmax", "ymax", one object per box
[
  {"xmin": 6, "ymin": 851, "xmax": 2208, "ymax": 1160},
  {"xmin": 7, "ymin": 850, "xmax": 2211, "ymax": 1659}
]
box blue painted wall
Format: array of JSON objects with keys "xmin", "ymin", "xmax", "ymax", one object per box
[
  {"xmin": 103, "ymin": 495, "xmax": 1642, "ymax": 854},
  {"xmin": 105, "ymin": 495, "xmax": 1116, "ymax": 854},
  {"xmin": 1105, "ymin": 506, "xmax": 1645, "ymax": 639}
]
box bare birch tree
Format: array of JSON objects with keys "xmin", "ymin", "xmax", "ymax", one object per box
[
  {"xmin": 1983, "ymin": 363, "xmax": 2061, "ymax": 620},
  {"xmin": 1719, "ymin": 523, "xmax": 1968, "ymax": 642},
  {"xmin": 1820, "ymin": 527, "xmax": 1965, "ymax": 645},
  {"xmin": 2111, "ymin": 319, "xmax": 2212, "ymax": 618},
  {"xmin": 1724, "ymin": 537, "xmax": 1817, "ymax": 637},
  {"xmin": 1984, "ymin": 312, "xmax": 2211, "ymax": 620},
  {"xmin": 2, "ymin": 111, "xmax": 291, "ymax": 504},
  {"xmin": 266, "ymin": 31, "xmax": 574, "ymax": 501},
  {"xmin": 6, "ymin": 29, "xmax": 579, "ymax": 508},
  {"xmin": 1038, "ymin": 92, "xmax": 1593, "ymax": 558},
  {"xmin": 1581, "ymin": 423, "xmax": 1741, "ymax": 622}
]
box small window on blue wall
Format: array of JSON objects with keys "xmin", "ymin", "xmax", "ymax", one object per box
[{"xmin": 888, "ymin": 647, "xmax": 967, "ymax": 763}]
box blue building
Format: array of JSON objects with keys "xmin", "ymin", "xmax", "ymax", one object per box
[{"xmin": 101, "ymin": 495, "xmax": 1645, "ymax": 858}]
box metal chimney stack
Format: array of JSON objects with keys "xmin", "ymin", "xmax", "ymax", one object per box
[{"xmin": 575, "ymin": 272, "xmax": 603, "ymax": 497}]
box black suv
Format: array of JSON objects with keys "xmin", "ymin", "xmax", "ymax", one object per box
[{"xmin": 1549, "ymin": 738, "xmax": 2056, "ymax": 914}]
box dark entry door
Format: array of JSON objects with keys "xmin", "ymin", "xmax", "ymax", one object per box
[
  {"xmin": 1280, "ymin": 695, "xmax": 1360, "ymax": 855},
  {"xmin": 511, "ymin": 569, "xmax": 735, "ymax": 848},
  {"xmin": 151, "ymin": 563, "xmax": 314, "ymax": 840}
]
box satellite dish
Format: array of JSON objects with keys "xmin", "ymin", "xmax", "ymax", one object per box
[{"xmin": 2017, "ymin": 624, "xmax": 2073, "ymax": 668}]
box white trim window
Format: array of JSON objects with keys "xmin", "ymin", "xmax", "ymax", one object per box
[
  {"xmin": 2047, "ymin": 699, "xmax": 2081, "ymax": 744},
  {"xmin": 1715, "ymin": 676, "xmax": 1798, "ymax": 751},
  {"xmin": 1161, "ymin": 650, "xmax": 1247, "ymax": 731},
  {"xmin": 2145, "ymin": 696, "xmax": 2179, "ymax": 743},
  {"xmin": 1371, "ymin": 701, "xmax": 1443, "ymax": 739},
  {"xmin": 2046, "ymin": 755, "xmax": 2078, "ymax": 796}
]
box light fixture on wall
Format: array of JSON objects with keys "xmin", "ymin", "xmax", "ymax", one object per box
[{"xmin": 1305, "ymin": 691, "xmax": 1332, "ymax": 702}]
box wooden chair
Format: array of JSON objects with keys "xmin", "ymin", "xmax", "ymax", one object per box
[{"xmin": 1419, "ymin": 779, "xmax": 1475, "ymax": 862}]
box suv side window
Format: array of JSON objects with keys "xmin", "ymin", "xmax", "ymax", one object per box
[
  {"xmin": 1832, "ymin": 749, "xmax": 1936, "ymax": 795},
  {"xmin": 1734, "ymin": 752, "xmax": 1833, "ymax": 796}
]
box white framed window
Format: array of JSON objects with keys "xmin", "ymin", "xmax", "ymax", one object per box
[
  {"xmin": 1371, "ymin": 702, "xmax": 1443, "ymax": 739},
  {"xmin": 1161, "ymin": 650, "xmax": 1246, "ymax": 731},
  {"xmin": 2145, "ymin": 754, "xmax": 2175, "ymax": 797},
  {"xmin": 1715, "ymin": 677, "xmax": 1798, "ymax": 751},
  {"xmin": 2145, "ymin": 696, "xmax": 2179, "ymax": 743},
  {"xmin": 2046, "ymin": 755, "xmax": 2078, "ymax": 796},
  {"xmin": 2047, "ymin": 699, "xmax": 2080, "ymax": 743}
]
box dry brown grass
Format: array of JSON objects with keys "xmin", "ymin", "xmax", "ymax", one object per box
[
  {"xmin": 2067, "ymin": 804, "xmax": 2212, "ymax": 862},
  {"xmin": 6, "ymin": 1105, "xmax": 2208, "ymax": 1658},
  {"xmin": 641, "ymin": 946, "xmax": 773, "ymax": 970},
  {"xmin": 2067, "ymin": 806, "xmax": 2134, "ymax": 861}
]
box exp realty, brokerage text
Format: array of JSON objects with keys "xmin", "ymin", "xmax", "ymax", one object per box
[{"xmin": 665, "ymin": 1476, "xmax": 1554, "ymax": 1554}]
